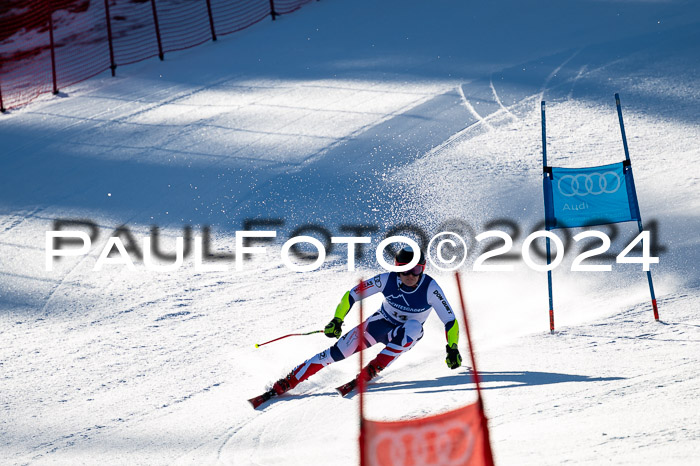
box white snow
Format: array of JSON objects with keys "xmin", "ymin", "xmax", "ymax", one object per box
[{"xmin": 1, "ymin": 0, "xmax": 699, "ymax": 464}]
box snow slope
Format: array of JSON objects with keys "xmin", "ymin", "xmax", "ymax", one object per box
[{"xmin": 1, "ymin": 0, "xmax": 699, "ymax": 464}]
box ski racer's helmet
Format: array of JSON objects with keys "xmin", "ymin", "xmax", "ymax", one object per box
[{"xmin": 395, "ymin": 246, "xmax": 426, "ymax": 276}]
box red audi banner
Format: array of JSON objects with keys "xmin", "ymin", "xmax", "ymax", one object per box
[{"xmin": 362, "ymin": 402, "xmax": 493, "ymax": 466}]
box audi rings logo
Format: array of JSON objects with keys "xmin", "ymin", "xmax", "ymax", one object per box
[
  {"xmin": 557, "ymin": 172, "xmax": 621, "ymax": 197},
  {"xmin": 367, "ymin": 419, "xmax": 476, "ymax": 465}
]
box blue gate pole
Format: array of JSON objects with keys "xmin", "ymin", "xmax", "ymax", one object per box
[
  {"xmin": 615, "ymin": 93, "xmax": 659, "ymax": 321},
  {"xmin": 542, "ymin": 101, "xmax": 555, "ymax": 333}
]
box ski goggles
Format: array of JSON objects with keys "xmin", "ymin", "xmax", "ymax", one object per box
[{"xmin": 396, "ymin": 263, "xmax": 425, "ymax": 276}]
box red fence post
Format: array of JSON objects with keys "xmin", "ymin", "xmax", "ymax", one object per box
[
  {"xmin": 47, "ymin": 3, "xmax": 59, "ymax": 94},
  {"xmin": 455, "ymin": 272, "xmax": 496, "ymax": 466},
  {"xmin": 269, "ymin": 0, "xmax": 278, "ymax": 20},
  {"xmin": 205, "ymin": 0, "xmax": 217, "ymax": 41},
  {"xmin": 104, "ymin": 0, "xmax": 117, "ymax": 76},
  {"xmin": 150, "ymin": 0, "xmax": 165, "ymax": 60}
]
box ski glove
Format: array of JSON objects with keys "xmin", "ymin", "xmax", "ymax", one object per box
[
  {"xmin": 324, "ymin": 317, "xmax": 343, "ymax": 339},
  {"xmin": 445, "ymin": 343, "xmax": 462, "ymax": 369}
]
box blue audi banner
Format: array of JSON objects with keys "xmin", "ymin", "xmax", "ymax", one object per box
[{"xmin": 543, "ymin": 161, "xmax": 641, "ymax": 229}]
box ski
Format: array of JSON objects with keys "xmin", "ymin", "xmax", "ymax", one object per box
[
  {"xmin": 335, "ymin": 378, "xmax": 357, "ymax": 397},
  {"xmin": 248, "ymin": 389, "xmax": 276, "ymax": 409}
]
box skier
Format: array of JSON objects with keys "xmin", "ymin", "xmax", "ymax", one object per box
[{"xmin": 249, "ymin": 246, "xmax": 462, "ymax": 407}]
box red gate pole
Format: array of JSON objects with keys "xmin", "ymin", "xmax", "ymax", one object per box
[
  {"xmin": 150, "ymin": 0, "xmax": 164, "ymax": 60},
  {"xmin": 358, "ymin": 280, "xmax": 367, "ymax": 466},
  {"xmin": 269, "ymin": 0, "xmax": 278, "ymax": 20},
  {"xmin": 205, "ymin": 0, "xmax": 217, "ymax": 41},
  {"xmin": 455, "ymin": 272, "xmax": 495, "ymax": 466},
  {"xmin": 103, "ymin": 0, "xmax": 116, "ymax": 76},
  {"xmin": 358, "ymin": 279, "xmax": 367, "ymax": 466},
  {"xmin": 47, "ymin": 2, "xmax": 58, "ymax": 94}
]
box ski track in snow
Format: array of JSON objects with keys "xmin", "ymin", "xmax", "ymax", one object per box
[
  {"xmin": 458, "ymin": 84, "xmax": 495, "ymax": 130},
  {"xmin": 489, "ymin": 78, "xmax": 519, "ymax": 122},
  {"xmin": 538, "ymin": 49, "xmax": 582, "ymax": 102}
]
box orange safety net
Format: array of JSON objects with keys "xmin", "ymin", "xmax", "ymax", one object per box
[{"xmin": 0, "ymin": 0, "xmax": 315, "ymax": 111}]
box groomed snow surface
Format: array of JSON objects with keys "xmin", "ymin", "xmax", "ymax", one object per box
[{"xmin": 1, "ymin": 0, "xmax": 699, "ymax": 464}]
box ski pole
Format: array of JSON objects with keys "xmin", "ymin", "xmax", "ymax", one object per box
[{"xmin": 254, "ymin": 330, "xmax": 323, "ymax": 348}]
